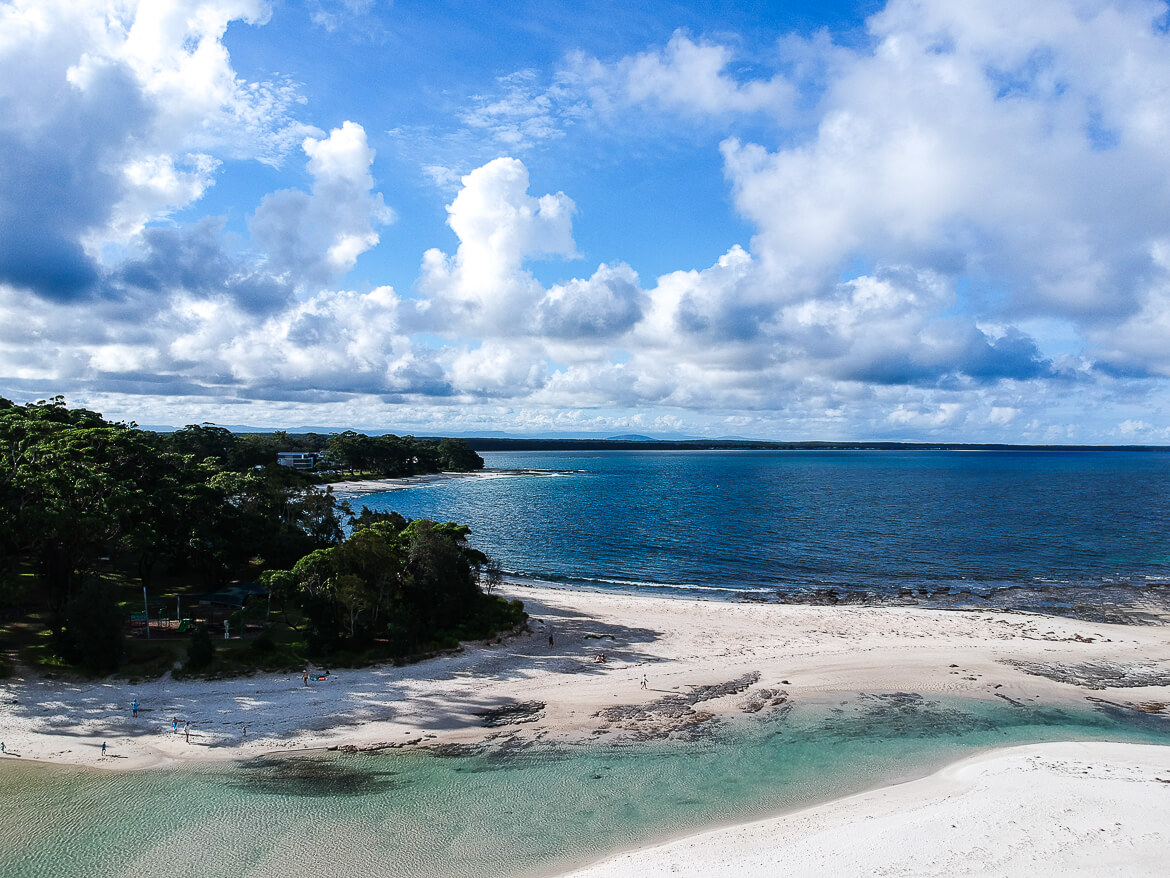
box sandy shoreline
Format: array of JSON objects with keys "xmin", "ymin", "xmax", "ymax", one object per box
[
  {"xmin": 324, "ymin": 470, "xmax": 494, "ymax": 496},
  {"xmin": 324, "ymin": 467, "xmax": 575, "ymax": 498},
  {"xmin": 563, "ymin": 740, "xmax": 1170, "ymax": 877},
  {"xmin": 3, "ymin": 583, "xmax": 1169, "ymax": 872}
]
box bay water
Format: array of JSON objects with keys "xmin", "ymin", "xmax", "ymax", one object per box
[{"xmin": 358, "ymin": 450, "xmax": 1170, "ymax": 604}]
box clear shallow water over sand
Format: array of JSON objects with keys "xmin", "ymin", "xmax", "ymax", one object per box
[
  {"xmin": 5, "ymin": 697, "xmax": 1170, "ymax": 878},
  {"xmin": 358, "ymin": 450, "xmax": 1170, "ymax": 604}
]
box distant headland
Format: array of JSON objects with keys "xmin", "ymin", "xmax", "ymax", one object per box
[{"xmin": 460, "ymin": 437, "xmax": 1170, "ymax": 452}]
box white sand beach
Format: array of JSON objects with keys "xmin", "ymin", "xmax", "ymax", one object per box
[
  {"xmin": 2, "ymin": 584, "xmax": 1169, "ymax": 874},
  {"xmin": 323, "ymin": 471, "xmax": 488, "ymax": 496},
  {"xmin": 563, "ymin": 740, "xmax": 1170, "ymax": 877},
  {"xmin": 324, "ymin": 467, "xmax": 576, "ymax": 498}
]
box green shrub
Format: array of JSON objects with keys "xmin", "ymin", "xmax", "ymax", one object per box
[
  {"xmin": 186, "ymin": 623, "xmax": 215, "ymax": 670},
  {"xmin": 57, "ymin": 580, "xmax": 125, "ymax": 672},
  {"xmin": 251, "ymin": 625, "xmax": 275, "ymax": 653}
]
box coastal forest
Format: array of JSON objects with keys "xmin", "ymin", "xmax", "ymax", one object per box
[{"xmin": 0, "ymin": 396, "xmax": 523, "ymax": 677}]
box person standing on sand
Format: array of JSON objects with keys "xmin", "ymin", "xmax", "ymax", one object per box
[
  {"xmin": 172, "ymin": 716, "xmax": 178, "ymax": 733},
  {"xmin": 184, "ymin": 721, "xmax": 190, "ymax": 743},
  {"xmin": 302, "ymin": 669, "xmax": 309, "ymax": 687},
  {"xmin": 131, "ymin": 700, "xmax": 139, "ymax": 718},
  {"xmin": 100, "ymin": 742, "xmax": 106, "ymax": 756}
]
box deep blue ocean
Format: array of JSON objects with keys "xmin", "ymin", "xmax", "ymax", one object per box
[{"xmin": 350, "ymin": 450, "xmax": 1170, "ymax": 607}]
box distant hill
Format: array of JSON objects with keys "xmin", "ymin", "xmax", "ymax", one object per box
[
  {"xmin": 462, "ymin": 437, "xmax": 1170, "ymax": 452},
  {"xmin": 133, "ymin": 424, "xmax": 1170, "ymax": 452},
  {"xmin": 139, "ymin": 425, "xmax": 705, "ymax": 441}
]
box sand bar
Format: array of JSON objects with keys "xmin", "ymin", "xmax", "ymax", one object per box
[
  {"xmin": 562, "ymin": 740, "xmax": 1170, "ymax": 877},
  {"xmin": 2, "ymin": 582, "xmax": 1168, "ymax": 767},
  {"xmin": 2, "ymin": 584, "xmax": 1169, "ymax": 872},
  {"xmin": 324, "ymin": 467, "xmax": 577, "ymax": 498},
  {"xmin": 323, "ymin": 471, "xmax": 489, "ymax": 497}
]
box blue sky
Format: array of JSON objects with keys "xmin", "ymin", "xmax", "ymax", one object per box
[{"xmin": 3, "ymin": 0, "xmax": 1170, "ymax": 441}]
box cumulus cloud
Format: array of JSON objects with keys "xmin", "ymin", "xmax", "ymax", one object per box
[
  {"xmin": 195, "ymin": 285, "xmax": 444, "ymax": 398},
  {"xmin": 0, "ymin": 0, "xmax": 314, "ymax": 302},
  {"xmin": 722, "ymin": 0, "xmax": 1170, "ymax": 325},
  {"xmin": 567, "ymin": 31, "xmax": 797, "ymax": 120},
  {"xmin": 4, "ymin": 0, "xmax": 1170, "ymax": 442},
  {"xmin": 113, "ymin": 218, "xmax": 295, "ymax": 315},
  {"xmin": 774, "ymin": 271, "xmax": 1053, "ymax": 386},
  {"xmin": 417, "ymin": 157, "xmax": 579, "ymax": 334},
  {"xmin": 0, "ymin": 275, "xmax": 437, "ymax": 404},
  {"xmin": 0, "ymin": 2, "xmax": 407, "ymax": 402},
  {"xmin": 531, "ymin": 0, "xmax": 1170, "ymax": 436},
  {"xmin": 250, "ymin": 121, "xmax": 394, "ymax": 293},
  {"xmin": 529, "ymin": 0, "xmax": 1170, "ymax": 428},
  {"xmin": 537, "ymin": 263, "xmax": 644, "ymax": 338},
  {"xmin": 400, "ymin": 29, "xmax": 797, "ymax": 188}
]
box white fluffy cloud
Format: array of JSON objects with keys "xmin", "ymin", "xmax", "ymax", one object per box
[
  {"xmin": 0, "ymin": 2, "xmax": 407, "ymax": 400},
  {"xmin": 568, "ymin": 31, "xmax": 797, "ymax": 120},
  {"xmin": 0, "ymin": 0, "xmax": 314, "ymax": 301},
  {"xmin": 538, "ymin": 263, "xmax": 644, "ymax": 339},
  {"xmin": 722, "ymin": 0, "xmax": 1170, "ymax": 331},
  {"xmin": 5, "ymin": 0, "xmax": 1170, "ymax": 442},
  {"xmin": 251, "ymin": 122, "xmax": 393, "ymax": 293},
  {"xmin": 417, "ymin": 157, "xmax": 578, "ymax": 334},
  {"xmin": 192, "ymin": 285, "xmax": 438, "ymax": 399}
]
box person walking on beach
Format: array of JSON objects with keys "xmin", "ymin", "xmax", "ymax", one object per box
[
  {"xmin": 640, "ymin": 673, "xmax": 647, "ymax": 689},
  {"xmin": 100, "ymin": 742, "xmax": 106, "ymax": 756}
]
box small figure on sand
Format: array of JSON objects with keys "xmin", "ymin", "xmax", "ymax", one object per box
[
  {"xmin": 172, "ymin": 716, "xmax": 178, "ymax": 733},
  {"xmin": 184, "ymin": 721, "xmax": 190, "ymax": 743},
  {"xmin": 131, "ymin": 700, "xmax": 139, "ymax": 718},
  {"xmin": 302, "ymin": 669, "xmax": 309, "ymax": 687},
  {"xmin": 1, "ymin": 742, "xmax": 5, "ymax": 754},
  {"xmin": 100, "ymin": 742, "xmax": 106, "ymax": 756},
  {"xmin": 594, "ymin": 653, "xmax": 606, "ymax": 663},
  {"xmin": 640, "ymin": 673, "xmax": 647, "ymax": 689}
]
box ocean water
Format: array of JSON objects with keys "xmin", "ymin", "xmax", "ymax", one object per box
[
  {"xmin": 5, "ymin": 696, "xmax": 1170, "ymax": 878},
  {"xmin": 350, "ymin": 450, "xmax": 1170, "ymax": 603}
]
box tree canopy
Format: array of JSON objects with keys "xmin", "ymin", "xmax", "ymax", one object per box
[{"xmin": 0, "ymin": 397, "xmax": 516, "ymax": 675}]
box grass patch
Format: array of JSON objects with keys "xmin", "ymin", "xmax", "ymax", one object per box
[{"xmin": 3, "ymin": 571, "xmax": 525, "ymax": 681}]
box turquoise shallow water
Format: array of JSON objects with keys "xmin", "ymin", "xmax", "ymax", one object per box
[{"xmin": 4, "ymin": 696, "xmax": 1170, "ymax": 878}]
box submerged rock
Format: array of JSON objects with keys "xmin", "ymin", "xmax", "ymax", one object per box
[
  {"xmin": 593, "ymin": 672, "xmax": 762, "ymax": 741},
  {"xmin": 1003, "ymin": 660, "xmax": 1170, "ymax": 689},
  {"xmin": 474, "ymin": 701, "xmax": 546, "ymax": 727}
]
